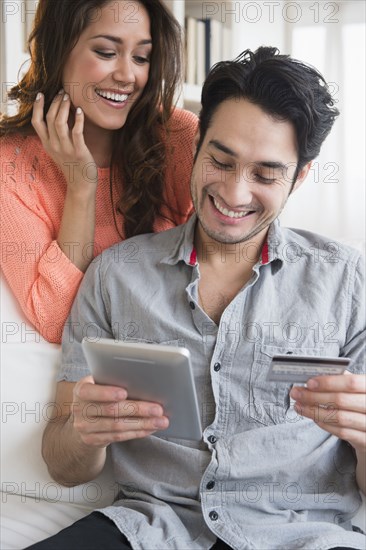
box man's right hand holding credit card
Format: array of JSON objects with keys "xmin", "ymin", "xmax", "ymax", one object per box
[
  {"xmin": 268, "ymin": 354, "xmax": 365, "ymax": 453},
  {"xmin": 268, "ymin": 354, "xmax": 366, "ymax": 492}
]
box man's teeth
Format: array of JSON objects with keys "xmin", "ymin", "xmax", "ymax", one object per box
[
  {"xmin": 96, "ymin": 89, "xmax": 129, "ymax": 103},
  {"xmin": 213, "ymin": 197, "xmax": 251, "ymax": 218}
]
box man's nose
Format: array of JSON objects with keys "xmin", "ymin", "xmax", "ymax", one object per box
[{"xmin": 223, "ymin": 168, "xmax": 254, "ymax": 207}]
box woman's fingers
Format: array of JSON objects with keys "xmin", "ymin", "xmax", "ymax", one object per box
[
  {"xmin": 31, "ymin": 91, "xmax": 86, "ymax": 152},
  {"xmin": 31, "ymin": 92, "xmax": 49, "ymax": 143},
  {"xmin": 31, "ymin": 90, "xmax": 96, "ymax": 187},
  {"xmin": 71, "ymin": 107, "xmax": 87, "ymax": 152},
  {"xmin": 53, "ymin": 93, "xmax": 73, "ymax": 143},
  {"xmin": 32, "ymin": 90, "xmax": 71, "ymax": 150},
  {"xmin": 45, "ymin": 89, "xmax": 67, "ymax": 147}
]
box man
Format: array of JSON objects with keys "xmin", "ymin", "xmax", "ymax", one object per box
[{"xmin": 29, "ymin": 47, "xmax": 365, "ymax": 549}]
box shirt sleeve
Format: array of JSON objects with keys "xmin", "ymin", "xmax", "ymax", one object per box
[
  {"xmin": 59, "ymin": 254, "xmax": 114, "ymax": 382},
  {"xmin": 341, "ymin": 253, "xmax": 366, "ymax": 374},
  {"xmin": 0, "ymin": 182, "xmax": 84, "ymax": 343}
]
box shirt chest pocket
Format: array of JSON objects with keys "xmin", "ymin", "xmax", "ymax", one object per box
[{"xmin": 249, "ymin": 343, "xmax": 325, "ymax": 426}]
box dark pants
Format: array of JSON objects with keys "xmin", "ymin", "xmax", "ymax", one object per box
[
  {"xmin": 24, "ymin": 511, "xmax": 359, "ymax": 550},
  {"xmin": 24, "ymin": 512, "xmax": 231, "ymax": 550}
]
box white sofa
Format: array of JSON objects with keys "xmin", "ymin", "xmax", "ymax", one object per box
[
  {"xmin": 0, "ymin": 273, "xmax": 116, "ymax": 549},
  {"xmin": 1, "ymin": 272, "xmax": 365, "ymax": 549}
]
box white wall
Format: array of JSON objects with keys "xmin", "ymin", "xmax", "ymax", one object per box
[
  {"xmin": 1, "ymin": 2, "xmax": 20, "ymax": 113},
  {"xmin": 279, "ymin": 1, "xmax": 365, "ymax": 246},
  {"xmin": 229, "ymin": 1, "xmax": 286, "ymax": 55},
  {"xmin": 1, "ymin": 0, "xmax": 36, "ymax": 114}
]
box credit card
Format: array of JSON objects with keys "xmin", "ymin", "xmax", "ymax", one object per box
[{"xmin": 267, "ymin": 354, "xmax": 350, "ymax": 383}]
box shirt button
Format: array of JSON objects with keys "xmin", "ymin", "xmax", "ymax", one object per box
[
  {"xmin": 206, "ymin": 480, "xmax": 215, "ymax": 490},
  {"xmin": 213, "ymin": 362, "xmax": 221, "ymax": 372},
  {"xmin": 189, "ymin": 301, "xmax": 195, "ymax": 310},
  {"xmin": 208, "ymin": 435, "xmax": 217, "ymax": 444},
  {"xmin": 209, "ymin": 510, "xmax": 219, "ymax": 521}
]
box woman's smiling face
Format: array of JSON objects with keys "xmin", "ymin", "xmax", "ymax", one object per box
[{"xmin": 62, "ymin": 0, "xmax": 151, "ymax": 135}]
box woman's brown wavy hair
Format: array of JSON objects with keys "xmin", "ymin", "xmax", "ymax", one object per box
[{"xmin": 0, "ymin": 0, "xmax": 183, "ymax": 238}]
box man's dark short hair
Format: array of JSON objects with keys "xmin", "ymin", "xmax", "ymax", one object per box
[{"xmin": 196, "ymin": 46, "xmax": 340, "ymax": 181}]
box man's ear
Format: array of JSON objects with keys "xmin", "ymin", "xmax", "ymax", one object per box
[{"xmin": 292, "ymin": 161, "xmax": 312, "ymax": 192}]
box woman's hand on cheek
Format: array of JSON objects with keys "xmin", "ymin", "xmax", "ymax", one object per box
[{"xmin": 31, "ymin": 91, "xmax": 98, "ymax": 190}]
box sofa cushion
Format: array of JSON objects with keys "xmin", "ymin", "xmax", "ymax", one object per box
[
  {"xmin": 1, "ymin": 493, "xmax": 97, "ymax": 549},
  {"xmin": 1, "ymin": 271, "xmax": 115, "ymax": 506}
]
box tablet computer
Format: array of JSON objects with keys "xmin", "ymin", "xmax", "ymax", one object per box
[{"xmin": 81, "ymin": 338, "xmax": 202, "ymax": 441}]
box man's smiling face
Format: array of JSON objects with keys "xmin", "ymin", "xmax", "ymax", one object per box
[{"xmin": 191, "ymin": 98, "xmax": 310, "ymax": 247}]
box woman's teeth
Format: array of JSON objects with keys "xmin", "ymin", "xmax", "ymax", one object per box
[
  {"xmin": 213, "ymin": 197, "xmax": 251, "ymax": 218},
  {"xmin": 96, "ymin": 89, "xmax": 129, "ymax": 103}
]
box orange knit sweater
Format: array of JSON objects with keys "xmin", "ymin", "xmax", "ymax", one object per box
[{"xmin": 0, "ymin": 108, "xmax": 198, "ymax": 343}]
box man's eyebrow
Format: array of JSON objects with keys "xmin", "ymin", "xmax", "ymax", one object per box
[
  {"xmin": 208, "ymin": 140, "xmax": 238, "ymax": 158},
  {"xmin": 89, "ymin": 35, "xmax": 152, "ymax": 46},
  {"xmin": 255, "ymin": 161, "xmax": 287, "ymax": 171},
  {"xmin": 208, "ymin": 141, "xmax": 287, "ymax": 170}
]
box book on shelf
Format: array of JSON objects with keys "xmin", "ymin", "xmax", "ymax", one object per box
[
  {"xmin": 204, "ymin": 18, "xmax": 223, "ymax": 75},
  {"xmin": 196, "ymin": 19, "xmax": 206, "ymax": 86},
  {"xmin": 185, "ymin": 16, "xmax": 197, "ymax": 85},
  {"xmin": 185, "ymin": 16, "xmax": 229, "ymax": 87}
]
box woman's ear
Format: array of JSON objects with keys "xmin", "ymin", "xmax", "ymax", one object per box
[{"xmin": 292, "ymin": 161, "xmax": 312, "ymax": 192}]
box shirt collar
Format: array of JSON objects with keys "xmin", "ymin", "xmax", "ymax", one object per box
[
  {"xmin": 161, "ymin": 215, "xmax": 286, "ymax": 268},
  {"xmin": 160, "ymin": 214, "xmax": 198, "ymax": 266},
  {"xmin": 264, "ymin": 218, "xmax": 285, "ymax": 266}
]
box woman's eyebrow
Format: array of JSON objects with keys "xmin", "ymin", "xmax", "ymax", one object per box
[{"xmin": 89, "ymin": 34, "xmax": 152, "ymax": 46}]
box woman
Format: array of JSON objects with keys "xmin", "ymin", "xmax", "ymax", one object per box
[{"xmin": 0, "ymin": 0, "xmax": 198, "ymax": 343}]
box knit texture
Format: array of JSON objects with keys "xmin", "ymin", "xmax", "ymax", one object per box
[{"xmin": 0, "ymin": 108, "xmax": 198, "ymax": 343}]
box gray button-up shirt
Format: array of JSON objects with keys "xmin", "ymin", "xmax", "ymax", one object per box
[{"xmin": 59, "ymin": 215, "xmax": 366, "ymax": 550}]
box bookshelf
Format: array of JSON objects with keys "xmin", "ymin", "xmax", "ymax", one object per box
[{"xmin": 164, "ymin": 1, "xmax": 233, "ymax": 114}]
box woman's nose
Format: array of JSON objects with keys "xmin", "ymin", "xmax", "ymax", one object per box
[{"xmin": 112, "ymin": 56, "xmax": 135, "ymax": 84}]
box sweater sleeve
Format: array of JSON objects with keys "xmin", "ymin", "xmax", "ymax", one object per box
[{"xmin": 0, "ymin": 139, "xmax": 84, "ymax": 343}]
